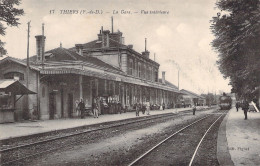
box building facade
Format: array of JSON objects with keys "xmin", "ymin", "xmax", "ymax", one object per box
[{"xmin": 0, "ymin": 26, "xmax": 184, "ymax": 121}]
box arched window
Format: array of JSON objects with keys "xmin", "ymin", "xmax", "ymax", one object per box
[{"xmin": 4, "ymin": 72, "xmax": 24, "ymax": 80}]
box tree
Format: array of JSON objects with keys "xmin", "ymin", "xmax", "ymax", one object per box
[
  {"xmin": 0, "ymin": 0, "xmax": 24, "ymax": 55},
  {"xmin": 201, "ymin": 93, "xmax": 215, "ymax": 106},
  {"xmin": 211, "ymin": 0, "xmax": 260, "ymax": 100}
]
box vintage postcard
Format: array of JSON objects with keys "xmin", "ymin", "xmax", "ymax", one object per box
[{"xmin": 0, "ymin": 0, "xmax": 259, "ymax": 165}]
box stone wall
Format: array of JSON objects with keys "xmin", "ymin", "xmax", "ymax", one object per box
[{"xmin": 0, "ymin": 61, "xmax": 38, "ymax": 121}]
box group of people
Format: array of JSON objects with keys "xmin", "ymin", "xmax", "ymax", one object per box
[
  {"xmin": 76, "ymin": 97, "xmax": 100, "ymax": 119},
  {"xmin": 134, "ymin": 101, "xmax": 151, "ymax": 116},
  {"xmin": 76, "ymin": 99, "xmax": 173, "ymax": 118}
]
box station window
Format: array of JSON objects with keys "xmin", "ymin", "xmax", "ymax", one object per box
[
  {"xmin": 148, "ymin": 67, "xmax": 151, "ymax": 80},
  {"xmin": 154, "ymin": 71, "xmax": 158, "ymax": 82},
  {"xmin": 138, "ymin": 63, "xmax": 141, "ymax": 78},
  {"xmin": 129, "ymin": 59, "xmax": 133, "ymax": 75}
]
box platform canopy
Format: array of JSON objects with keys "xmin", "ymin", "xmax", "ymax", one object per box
[{"xmin": 0, "ymin": 79, "xmax": 36, "ymax": 95}]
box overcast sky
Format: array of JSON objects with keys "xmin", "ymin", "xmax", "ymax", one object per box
[{"xmin": 2, "ymin": 0, "xmax": 231, "ymax": 94}]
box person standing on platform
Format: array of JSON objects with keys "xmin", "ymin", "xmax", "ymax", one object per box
[
  {"xmin": 193, "ymin": 105, "xmax": 196, "ymax": 115},
  {"xmin": 78, "ymin": 98, "xmax": 85, "ymax": 119},
  {"xmin": 142, "ymin": 104, "xmax": 146, "ymax": 115},
  {"xmin": 135, "ymin": 102, "xmax": 140, "ymax": 116},
  {"xmin": 242, "ymin": 100, "xmax": 249, "ymax": 120},
  {"xmin": 97, "ymin": 97, "xmax": 101, "ymax": 116},
  {"xmin": 236, "ymin": 102, "xmax": 239, "ymax": 112},
  {"xmin": 146, "ymin": 101, "xmax": 150, "ymax": 115},
  {"xmin": 163, "ymin": 103, "xmax": 165, "ymax": 110},
  {"xmin": 75, "ymin": 100, "xmax": 79, "ymax": 116},
  {"xmin": 93, "ymin": 97, "xmax": 99, "ymax": 118},
  {"xmin": 118, "ymin": 101, "xmax": 122, "ymax": 114}
]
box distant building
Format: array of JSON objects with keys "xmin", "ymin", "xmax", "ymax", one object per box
[{"xmin": 180, "ymin": 89, "xmax": 206, "ymax": 106}]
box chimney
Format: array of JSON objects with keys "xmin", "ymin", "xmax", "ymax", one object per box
[
  {"xmin": 42, "ymin": 23, "xmax": 44, "ymax": 35},
  {"xmin": 142, "ymin": 38, "xmax": 150, "ymax": 58},
  {"xmin": 162, "ymin": 71, "xmax": 166, "ymax": 84},
  {"xmin": 101, "ymin": 30, "xmax": 110, "ymax": 48},
  {"xmin": 97, "ymin": 18, "xmax": 123, "ymax": 47},
  {"xmin": 98, "ymin": 26, "xmax": 103, "ymax": 41},
  {"xmin": 35, "ymin": 35, "xmax": 46, "ymax": 63},
  {"xmin": 75, "ymin": 44, "xmax": 83, "ymax": 56},
  {"xmin": 145, "ymin": 38, "xmax": 147, "ymax": 51},
  {"xmin": 142, "ymin": 51, "xmax": 150, "ymax": 58},
  {"xmin": 109, "ymin": 30, "xmax": 123, "ymax": 45},
  {"xmin": 35, "ymin": 23, "xmax": 46, "ymax": 63}
]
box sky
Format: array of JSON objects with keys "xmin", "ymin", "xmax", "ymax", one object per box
[{"xmin": 2, "ymin": 0, "xmax": 231, "ymax": 95}]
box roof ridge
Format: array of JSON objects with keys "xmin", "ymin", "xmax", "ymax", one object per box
[{"xmin": 62, "ymin": 48, "xmax": 78, "ymax": 60}]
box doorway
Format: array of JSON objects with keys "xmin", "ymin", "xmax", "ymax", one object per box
[
  {"xmin": 68, "ymin": 93, "xmax": 73, "ymax": 118},
  {"xmin": 49, "ymin": 92, "xmax": 56, "ymax": 119}
]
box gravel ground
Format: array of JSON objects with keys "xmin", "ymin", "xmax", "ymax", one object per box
[
  {"xmin": 2, "ymin": 108, "xmax": 218, "ymax": 166},
  {"xmin": 0, "ymin": 113, "xmax": 175, "ymax": 149},
  {"xmin": 134, "ymin": 112, "xmax": 226, "ymax": 166},
  {"xmin": 191, "ymin": 114, "xmax": 224, "ymax": 166},
  {"xmin": 11, "ymin": 109, "xmax": 218, "ymax": 166}
]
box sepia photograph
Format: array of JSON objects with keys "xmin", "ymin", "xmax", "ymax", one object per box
[{"xmin": 0, "ymin": 0, "xmax": 259, "ymax": 165}]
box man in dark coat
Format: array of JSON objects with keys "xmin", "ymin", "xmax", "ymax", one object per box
[
  {"xmin": 242, "ymin": 100, "xmax": 249, "ymax": 120},
  {"xmin": 162, "ymin": 103, "xmax": 165, "ymax": 110},
  {"xmin": 78, "ymin": 98, "xmax": 85, "ymax": 119},
  {"xmin": 134, "ymin": 102, "xmax": 140, "ymax": 116},
  {"xmin": 236, "ymin": 102, "xmax": 240, "ymax": 112}
]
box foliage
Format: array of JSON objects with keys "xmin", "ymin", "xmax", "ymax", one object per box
[
  {"xmin": 201, "ymin": 93, "xmax": 217, "ymax": 106},
  {"xmin": 0, "ymin": 0, "xmax": 24, "ymax": 55},
  {"xmin": 211, "ymin": 0, "xmax": 260, "ymax": 100}
]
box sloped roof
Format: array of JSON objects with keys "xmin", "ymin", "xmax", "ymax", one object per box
[
  {"xmin": 69, "ymin": 35, "xmax": 159, "ymax": 66},
  {"xmin": 158, "ymin": 79, "xmax": 178, "ymax": 90},
  {"xmin": 1, "ymin": 55, "xmax": 185, "ymax": 94},
  {"xmin": 0, "ymin": 55, "xmax": 8, "ymax": 61},
  {"xmin": 28, "ymin": 47, "xmax": 123, "ymax": 74},
  {"xmin": 0, "ymin": 56, "xmax": 39, "ymax": 71},
  {"xmin": 0, "ymin": 79, "xmax": 36, "ymax": 95},
  {"xmin": 180, "ymin": 89, "xmax": 204, "ymax": 99},
  {"xmin": 29, "ymin": 47, "xmax": 86, "ymax": 62},
  {"xmin": 72, "ymin": 39, "xmax": 127, "ymax": 50}
]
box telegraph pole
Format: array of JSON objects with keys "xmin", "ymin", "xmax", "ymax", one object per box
[
  {"xmin": 26, "ymin": 21, "xmax": 31, "ymax": 83},
  {"xmin": 25, "ymin": 21, "xmax": 31, "ymax": 119},
  {"xmin": 178, "ymin": 70, "xmax": 179, "ymax": 90}
]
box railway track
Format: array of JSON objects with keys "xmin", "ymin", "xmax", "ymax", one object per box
[
  {"xmin": 0, "ymin": 107, "xmax": 214, "ymax": 165},
  {"xmin": 128, "ymin": 109, "xmax": 228, "ymax": 166},
  {"xmin": 1, "ymin": 109, "xmax": 202, "ymax": 150}
]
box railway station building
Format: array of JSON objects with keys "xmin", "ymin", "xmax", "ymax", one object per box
[{"xmin": 0, "ymin": 26, "xmax": 184, "ymax": 121}]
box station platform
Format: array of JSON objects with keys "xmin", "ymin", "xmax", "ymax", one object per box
[
  {"xmin": 217, "ymin": 107, "xmax": 260, "ymax": 166},
  {"xmin": 0, "ymin": 107, "xmax": 201, "ymax": 140}
]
